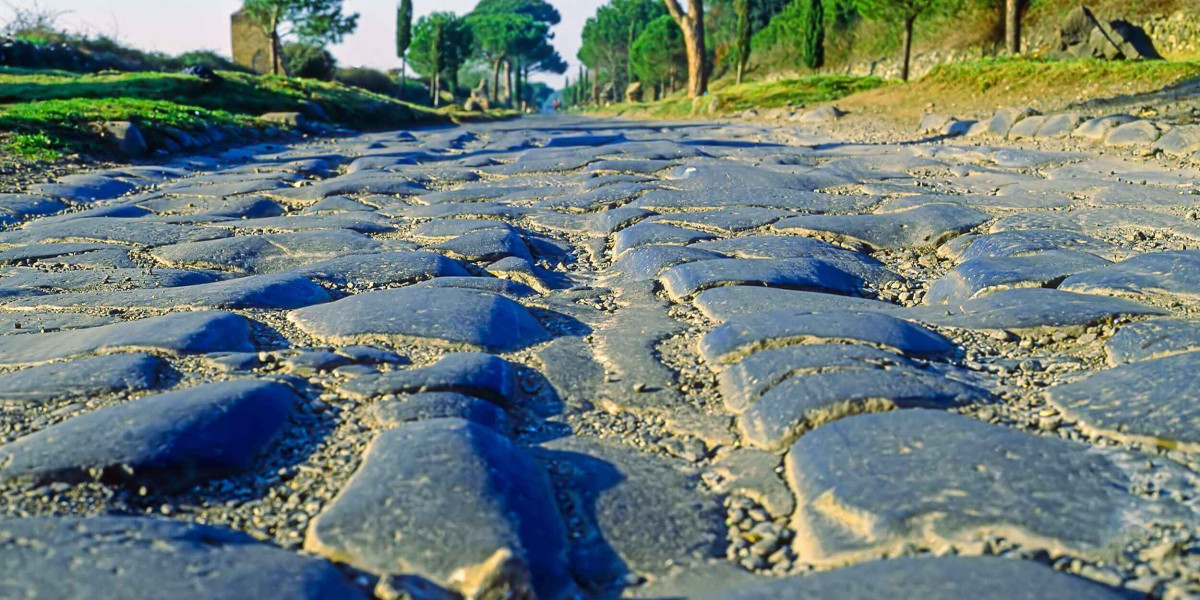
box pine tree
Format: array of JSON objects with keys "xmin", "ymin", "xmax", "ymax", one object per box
[
  {"xmin": 396, "ymin": 0, "xmax": 412, "ymax": 98},
  {"xmin": 801, "ymin": 0, "xmax": 824, "ymax": 70}
]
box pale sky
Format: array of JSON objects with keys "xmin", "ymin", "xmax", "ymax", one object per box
[{"xmin": 14, "ymin": 0, "xmax": 606, "ymax": 86}]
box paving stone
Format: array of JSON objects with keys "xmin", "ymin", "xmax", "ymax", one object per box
[
  {"xmin": 0, "ymin": 267, "xmax": 220, "ymax": 299},
  {"xmin": 1006, "ymin": 115, "xmax": 1047, "ymax": 139},
  {"xmin": 1060, "ymin": 251, "xmax": 1200, "ymax": 299},
  {"xmin": 0, "ymin": 312, "xmax": 118, "ymax": 335},
  {"xmin": 612, "ymin": 223, "xmax": 716, "ymax": 256},
  {"xmin": 925, "ymin": 250, "xmax": 1111, "ymax": 304},
  {"xmin": 216, "ymin": 213, "xmax": 395, "ymax": 234},
  {"xmin": 536, "ymin": 181, "xmax": 655, "ymax": 212},
  {"xmin": 610, "ymin": 245, "xmax": 726, "ymax": 281},
  {"xmin": 302, "ymin": 195, "xmax": 373, "ymax": 213},
  {"xmin": 698, "ymin": 556, "xmax": 1130, "ymax": 600},
  {"xmin": 5, "ymin": 272, "xmax": 331, "ymax": 311},
  {"xmin": 0, "ymin": 353, "xmax": 165, "ymax": 403},
  {"xmin": 990, "ymin": 208, "xmax": 1185, "ymax": 236},
  {"xmin": 645, "ymin": 207, "xmax": 793, "ymax": 234},
  {"xmin": 0, "ymin": 218, "xmax": 231, "ymax": 247},
  {"xmin": 409, "ymin": 218, "xmax": 511, "ymax": 241},
  {"xmin": 151, "ymin": 230, "xmax": 384, "ymax": 274},
  {"xmin": 0, "ymin": 241, "xmax": 115, "ymax": 264},
  {"xmin": 306, "ymin": 419, "xmax": 574, "ymax": 600},
  {"xmin": 1151, "ymin": 124, "xmax": 1200, "ymax": 157},
  {"xmin": 1048, "ymin": 351, "xmax": 1200, "ymax": 451},
  {"xmin": 691, "ymin": 235, "xmax": 903, "ymax": 288},
  {"xmin": 369, "ymin": 392, "xmax": 510, "ymax": 433},
  {"xmin": 786, "ymin": 409, "xmax": 1191, "ymax": 566},
  {"xmin": 271, "ymin": 172, "xmax": 428, "ymax": 200},
  {"xmin": 339, "ymin": 352, "xmax": 517, "ymax": 403},
  {"xmin": 588, "ymin": 206, "xmax": 655, "ymax": 236},
  {"xmin": 693, "ymin": 286, "xmax": 899, "ymax": 322},
  {"xmin": 289, "ymin": 286, "xmax": 548, "ymax": 351},
  {"xmin": 701, "ymin": 309, "xmax": 956, "ymax": 364},
  {"xmin": 740, "ymin": 367, "xmax": 990, "ymax": 451},
  {"xmin": 707, "ymin": 448, "xmax": 795, "ymax": 517},
  {"xmin": 0, "ymin": 517, "xmax": 366, "ymax": 600},
  {"xmin": 537, "ymin": 436, "xmax": 724, "ymax": 589},
  {"xmin": 138, "ymin": 195, "xmax": 285, "ymax": 220},
  {"xmin": 0, "ymin": 379, "xmax": 297, "ymax": 489},
  {"xmin": 717, "ymin": 344, "xmax": 917, "ymax": 413},
  {"xmin": 0, "ymin": 194, "xmax": 69, "ymax": 226},
  {"xmin": 906, "ymin": 287, "xmax": 1165, "ymax": 331},
  {"xmin": 1035, "ymin": 113, "xmax": 1088, "ymax": 138},
  {"xmin": 956, "ymin": 229, "xmax": 1118, "ymax": 262},
  {"xmin": 1073, "ymin": 114, "xmax": 1138, "ymax": 140},
  {"xmin": 0, "ymin": 310, "xmax": 253, "ymax": 366},
  {"xmin": 774, "ymin": 204, "xmax": 989, "ymax": 250},
  {"xmin": 632, "ymin": 188, "xmax": 874, "ymax": 213},
  {"xmin": 986, "ymin": 106, "xmax": 1038, "ymax": 136},
  {"xmin": 428, "ymin": 227, "xmax": 533, "ymax": 262},
  {"xmin": 32, "ymin": 173, "xmax": 139, "ymax": 201},
  {"xmin": 659, "ymin": 258, "xmax": 863, "ymax": 302},
  {"xmin": 410, "ymin": 275, "xmax": 540, "ymax": 299},
  {"xmin": 1105, "ymin": 120, "xmax": 1165, "ymax": 146},
  {"xmin": 1105, "ymin": 318, "xmax": 1200, "ymax": 364},
  {"xmin": 287, "ymin": 251, "xmax": 469, "ymax": 288}
]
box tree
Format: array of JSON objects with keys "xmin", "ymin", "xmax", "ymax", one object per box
[
  {"xmin": 733, "ymin": 0, "xmax": 750, "ymax": 84},
  {"xmin": 409, "ymin": 12, "xmax": 473, "ymax": 106},
  {"xmin": 662, "ymin": 0, "xmax": 707, "ymax": 98},
  {"xmin": 855, "ymin": 0, "xmax": 959, "ymax": 81},
  {"xmin": 801, "ymin": 0, "xmax": 825, "ymax": 69},
  {"xmin": 283, "ymin": 41, "xmax": 337, "ymax": 80},
  {"xmin": 242, "ymin": 0, "xmax": 359, "ymax": 76},
  {"xmin": 396, "ymin": 0, "xmax": 413, "ymax": 97},
  {"xmin": 631, "ymin": 14, "xmax": 687, "ymax": 99},
  {"xmin": 470, "ymin": 0, "xmax": 562, "ymax": 107},
  {"xmin": 1005, "ymin": 0, "xmax": 1027, "ymax": 54},
  {"xmin": 579, "ymin": 0, "xmax": 665, "ymax": 103}
]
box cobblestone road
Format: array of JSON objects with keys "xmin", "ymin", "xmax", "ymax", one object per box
[{"xmin": 3, "ymin": 115, "xmax": 1200, "ymax": 599}]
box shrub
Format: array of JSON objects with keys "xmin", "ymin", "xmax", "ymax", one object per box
[
  {"xmin": 335, "ymin": 67, "xmax": 398, "ymax": 96},
  {"xmin": 283, "ymin": 42, "xmax": 337, "ymax": 81}
]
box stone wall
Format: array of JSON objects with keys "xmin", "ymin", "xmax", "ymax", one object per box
[
  {"xmin": 1142, "ymin": 11, "xmax": 1200, "ymax": 57},
  {"xmin": 231, "ymin": 9, "xmax": 285, "ymax": 75}
]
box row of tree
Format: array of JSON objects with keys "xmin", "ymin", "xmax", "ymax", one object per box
[
  {"xmin": 238, "ymin": 0, "xmax": 566, "ymax": 109},
  {"xmin": 570, "ymin": 0, "xmax": 1033, "ymax": 105}
]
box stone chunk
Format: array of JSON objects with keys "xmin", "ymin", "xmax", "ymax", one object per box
[
  {"xmin": 0, "ymin": 311, "xmax": 254, "ymax": 366},
  {"xmin": 0, "ymin": 517, "xmax": 366, "ymax": 600},
  {"xmin": 786, "ymin": 410, "xmax": 1190, "ymax": 566},
  {"xmin": 659, "ymin": 258, "xmax": 862, "ymax": 302},
  {"xmin": 1105, "ymin": 120, "xmax": 1164, "ymax": 146},
  {"xmin": 739, "ymin": 368, "xmax": 990, "ymax": 452},
  {"xmin": 698, "ymin": 556, "xmax": 1129, "ymax": 600},
  {"xmin": 428, "ymin": 228, "xmax": 533, "ymax": 262},
  {"xmin": 289, "ymin": 286, "xmax": 548, "ymax": 352},
  {"xmin": 1105, "ymin": 318, "xmax": 1200, "ymax": 364},
  {"xmin": 339, "ymin": 353, "xmax": 517, "ymax": 403},
  {"xmin": 701, "ymin": 310, "xmax": 956, "ymax": 364},
  {"xmin": 305, "ymin": 419, "xmax": 574, "ymax": 600},
  {"xmin": 369, "ymin": 392, "xmax": 510, "ymax": 433},
  {"xmin": 1151, "ymin": 124, "xmax": 1200, "ymax": 157},
  {"xmin": 691, "ymin": 235, "xmax": 903, "ymax": 289},
  {"xmin": 5, "ymin": 272, "xmax": 332, "ymax": 311},
  {"xmin": 151, "ymin": 230, "xmax": 383, "ymax": 274},
  {"xmin": 905, "ymin": 288, "xmax": 1164, "ymax": 331},
  {"xmin": 288, "ymin": 251, "xmax": 469, "ymax": 288},
  {"xmin": 1048, "ymin": 351, "xmax": 1200, "ymax": 451},
  {"xmin": 694, "ymin": 286, "xmax": 900, "ymax": 322},
  {"xmin": 924, "ymin": 250, "xmax": 1110, "ymax": 304},
  {"xmin": 956, "ymin": 230, "xmax": 1116, "ymax": 262},
  {"xmin": 1060, "ymin": 250, "xmax": 1200, "ymax": 299},
  {"xmin": 0, "ymin": 379, "xmax": 297, "ymax": 489},
  {"xmin": 0, "ymin": 353, "xmax": 165, "ymax": 403},
  {"xmin": 1073, "ymin": 114, "xmax": 1138, "ymax": 141},
  {"xmin": 610, "ymin": 245, "xmax": 725, "ymax": 281},
  {"xmin": 774, "ymin": 204, "xmax": 988, "ymax": 250},
  {"xmin": 612, "ymin": 223, "xmax": 716, "ymax": 256}
]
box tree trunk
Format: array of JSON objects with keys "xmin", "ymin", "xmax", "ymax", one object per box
[
  {"xmin": 514, "ymin": 58, "xmax": 523, "ymax": 111},
  {"xmin": 1005, "ymin": 0, "xmax": 1021, "ymax": 54},
  {"xmin": 400, "ymin": 59, "xmax": 407, "ymax": 100},
  {"xmin": 502, "ymin": 60, "xmax": 511, "ymax": 106},
  {"xmin": 491, "ymin": 59, "xmax": 501, "ymax": 103},
  {"xmin": 433, "ymin": 72, "xmax": 441, "ymax": 107},
  {"xmin": 901, "ymin": 15, "xmax": 915, "ymax": 82},
  {"xmin": 664, "ymin": 0, "xmax": 707, "ymax": 98},
  {"xmin": 592, "ymin": 68, "xmax": 600, "ymax": 105},
  {"xmin": 736, "ymin": 61, "xmax": 744, "ymax": 85}
]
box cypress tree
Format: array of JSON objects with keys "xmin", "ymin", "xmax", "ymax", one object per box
[{"xmin": 801, "ymin": 0, "xmax": 825, "ymax": 70}]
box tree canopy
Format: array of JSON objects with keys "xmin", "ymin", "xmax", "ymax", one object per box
[
  {"xmin": 630, "ymin": 15, "xmax": 686, "ymax": 91},
  {"xmin": 409, "ymin": 12, "xmax": 473, "ymax": 104}
]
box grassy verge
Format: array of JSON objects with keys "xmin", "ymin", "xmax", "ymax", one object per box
[
  {"xmin": 0, "ymin": 68, "xmax": 513, "ymax": 162},
  {"xmin": 595, "ymin": 74, "xmax": 888, "ymax": 119},
  {"xmin": 837, "ymin": 57, "xmax": 1200, "ymax": 122}
]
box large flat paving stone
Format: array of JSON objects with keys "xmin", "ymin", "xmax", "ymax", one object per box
[
  {"xmin": 701, "ymin": 310, "xmax": 956, "ymax": 364},
  {"xmin": 694, "ymin": 286, "xmax": 900, "ymax": 322},
  {"xmin": 718, "ymin": 344, "xmax": 917, "ymax": 413},
  {"xmin": 739, "ymin": 367, "xmax": 990, "ymax": 452},
  {"xmin": 905, "ymin": 288, "xmax": 1165, "ymax": 331},
  {"xmin": 691, "ymin": 235, "xmax": 903, "ymax": 289},
  {"xmin": 289, "ymin": 286, "xmax": 548, "ymax": 352},
  {"xmin": 925, "ymin": 250, "xmax": 1111, "ymax": 304},
  {"xmin": 150, "ymin": 230, "xmax": 384, "ymax": 273},
  {"xmin": 4, "ymin": 272, "xmax": 331, "ymax": 311},
  {"xmin": 1105, "ymin": 318, "xmax": 1200, "ymax": 364},
  {"xmin": 537, "ymin": 436, "xmax": 725, "ymax": 590},
  {"xmin": 0, "ymin": 218, "xmax": 232, "ymax": 247},
  {"xmin": 0, "ymin": 311, "xmax": 254, "ymax": 366},
  {"xmin": 610, "ymin": 245, "xmax": 727, "ymax": 281},
  {"xmin": 0, "ymin": 267, "xmax": 219, "ymax": 299},
  {"xmin": 0, "ymin": 353, "xmax": 166, "ymax": 403},
  {"xmin": 305, "ymin": 418, "xmax": 574, "ymax": 600},
  {"xmin": 369, "ymin": 392, "xmax": 509, "ymax": 433},
  {"xmin": 286, "ymin": 251, "xmax": 469, "ymax": 288},
  {"xmin": 428, "ymin": 227, "xmax": 533, "ymax": 262},
  {"xmin": 659, "ymin": 258, "xmax": 863, "ymax": 302},
  {"xmin": 0, "ymin": 517, "xmax": 365, "ymax": 600},
  {"xmin": 774, "ymin": 204, "xmax": 989, "ymax": 250},
  {"xmin": 1048, "ymin": 351, "xmax": 1200, "ymax": 451},
  {"xmin": 697, "ymin": 556, "xmax": 1129, "ymax": 600},
  {"xmin": 339, "ymin": 352, "xmax": 517, "ymax": 403},
  {"xmin": 612, "ymin": 223, "xmax": 716, "ymax": 256},
  {"xmin": 955, "ymin": 229, "xmax": 1118, "ymax": 262},
  {"xmin": 990, "ymin": 208, "xmax": 1184, "ymax": 236},
  {"xmin": 1060, "ymin": 251, "xmax": 1200, "ymax": 299},
  {"xmin": 0, "ymin": 379, "xmax": 297, "ymax": 489},
  {"xmin": 785, "ymin": 410, "xmax": 1190, "ymax": 566}
]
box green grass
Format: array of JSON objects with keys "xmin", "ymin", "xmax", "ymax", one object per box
[
  {"xmin": 0, "ymin": 67, "xmax": 513, "ymax": 162},
  {"xmin": 597, "ymin": 74, "xmax": 888, "ymax": 119},
  {"xmin": 921, "ymin": 57, "xmax": 1200, "ymax": 94},
  {"xmin": 5, "ymin": 132, "xmax": 62, "ymax": 161}
]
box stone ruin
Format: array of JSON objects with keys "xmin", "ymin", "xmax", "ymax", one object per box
[
  {"xmin": 231, "ymin": 9, "xmax": 286, "ymax": 75},
  {"xmin": 1054, "ymin": 6, "xmax": 1162, "ymax": 60}
]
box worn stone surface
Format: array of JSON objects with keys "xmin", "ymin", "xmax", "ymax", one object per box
[
  {"xmin": 1105, "ymin": 318, "xmax": 1200, "ymax": 364},
  {"xmin": 0, "ymin": 517, "xmax": 365, "ymax": 599},
  {"xmin": 306, "ymin": 419, "xmax": 574, "ymax": 600},
  {"xmin": 787, "ymin": 410, "xmax": 1190, "ymax": 566},
  {"xmin": 774, "ymin": 204, "xmax": 989, "ymax": 250},
  {"xmin": 906, "ymin": 287, "xmax": 1165, "ymax": 330},
  {"xmin": 0, "ymin": 353, "xmax": 165, "ymax": 402}
]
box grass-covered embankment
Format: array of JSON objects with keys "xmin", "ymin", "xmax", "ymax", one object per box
[{"xmin": 596, "ymin": 74, "xmax": 888, "ymax": 119}]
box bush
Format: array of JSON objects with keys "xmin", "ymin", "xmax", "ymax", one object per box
[
  {"xmin": 335, "ymin": 67, "xmax": 398, "ymax": 96},
  {"xmin": 283, "ymin": 42, "xmax": 337, "ymax": 81},
  {"xmin": 175, "ymin": 51, "xmax": 250, "ymax": 73}
]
